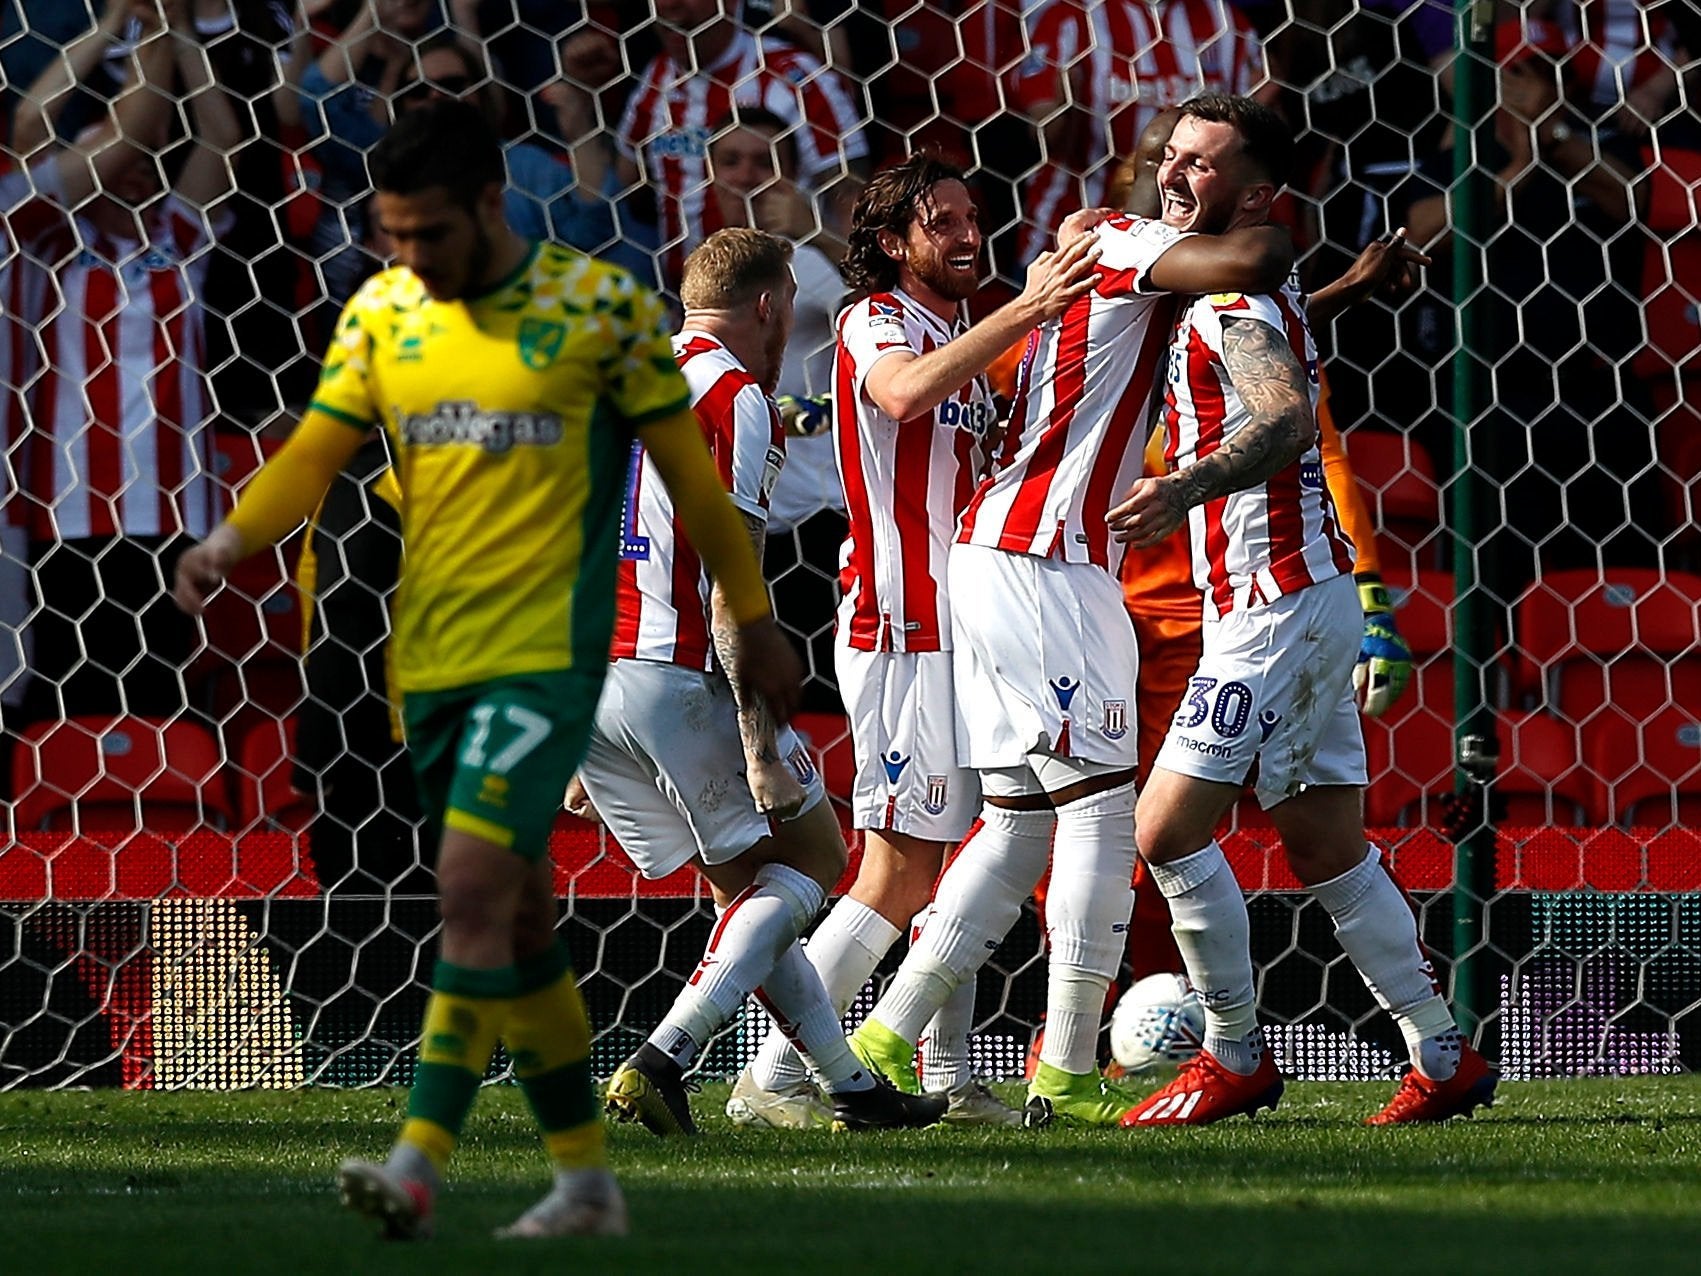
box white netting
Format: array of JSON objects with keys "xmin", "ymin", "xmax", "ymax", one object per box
[{"xmin": 1, "ymin": 0, "xmax": 1698, "ymax": 1090}]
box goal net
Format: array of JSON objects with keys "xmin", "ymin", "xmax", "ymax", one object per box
[{"xmin": 1, "ymin": 0, "xmax": 1697, "ymax": 1089}]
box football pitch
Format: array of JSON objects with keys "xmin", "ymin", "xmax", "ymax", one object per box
[{"xmin": 3, "ymin": 1077, "xmax": 1698, "ymax": 1276}]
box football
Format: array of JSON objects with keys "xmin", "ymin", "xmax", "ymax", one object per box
[{"xmin": 1109, "ymin": 972, "xmax": 1206, "ymax": 1073}]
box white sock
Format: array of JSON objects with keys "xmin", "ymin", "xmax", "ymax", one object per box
[
  {"xmin": 757, "ymin": 942, "xmax": 874, "ymax": 1092},
  {"xmin": 651, "ymin": 863, "xmax": 823, "ymax": 1068},
  {"xmin": 749, "ymin": 896, "xmax": 900, "ymax": 1090},
  {"xmin": 919, "ymin": 976, "xmax": 975, "ymax": 1093},
  {"xmin": 1042, "ymin": 781, "xmax": 1137, "ymax": 1076},
  {"xmin": 913, "ymin": 905, "xmax": 976, "ymax": 1092},
  {"xmin": 1148, "ymin": 841, "xmax": 1261, "ymax": 1076},
  {"xmin": 1309, "ymin": 844, "xmax": 1460, "ymax": 1081},
  {"xmin": 869, "ymin": 805, "xmax": 1052, "ymax": 1044},
  {"xmin": 1039, "ymin": 963, "xmax": 1110, "ymax": 1077}
]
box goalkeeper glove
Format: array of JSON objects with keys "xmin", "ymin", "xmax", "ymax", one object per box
[
  {"xmin": 775, "ymin": 393, "xmax": 832, "ymax": 438},
  {"xmin": 1353, "ymin": 576, "xmax": 1412, "ymax": 718}
]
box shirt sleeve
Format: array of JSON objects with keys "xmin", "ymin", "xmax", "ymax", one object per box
[
  {"xmin": 309, "ymin": 286, "xmax": 382, "ymax": 429},
  {"xmin": 721, "ymin": 383, "xmax": 786, "ymax": 523},
  {"xmin": 839, "ymin": 299, "xmax": 916, "ymax": 401},
  {"xmin": 0, "ymin": 161, "xmax": 71, "ymax": 253},
  {"xmin": 1189, "ymin": 290, "xmax": 1286, "ymax": 354},
  {"xmin": 1092, "ymin": 215, "xmax": 1192, "ymax": 297},
  {"xmin": 606, "ymin": 275, "xmax": 693, "ymax": 427}
]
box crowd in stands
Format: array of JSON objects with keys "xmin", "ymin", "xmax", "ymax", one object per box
[{"xmin": 1, "ymin": 0, "xmax": 1699, "ymax": 873}]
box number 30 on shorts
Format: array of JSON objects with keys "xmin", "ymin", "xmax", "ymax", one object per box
[
  {"xmin": 1174, "ymin": 676, "xmax": 1255, "ymax": 738},
  {"xmin": 460, "ymin": 702, "xmax": 554, "ymax": 773}
]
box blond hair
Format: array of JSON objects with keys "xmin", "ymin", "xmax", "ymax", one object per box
[{"xmin": 680, "ymin": 228, "xmax": 795, "ymax": 310}]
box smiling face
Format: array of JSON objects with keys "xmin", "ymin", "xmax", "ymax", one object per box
[
  {"xmin": 708, "ymin": 123, "xmax": 784, "ymax": 225},
  {"xmin": 889, "ymin": 180, "xmax": 982, "ymax": 305},
  {"xmin": 1157, "ymin": 115, "xmax": 1262, "ymax": 235}
]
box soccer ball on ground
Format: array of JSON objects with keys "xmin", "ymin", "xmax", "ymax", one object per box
[{"xmin": 1109, "ymin": 972, "xmax": 1205, "ymax": 1074}]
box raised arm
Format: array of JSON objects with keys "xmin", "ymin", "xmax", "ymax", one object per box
[
  {"xmin": 862, "ymin": 234, "xmax": 1101, "ymax": 422},
  {"xmin": 10, "ymin": 0, "xmax": 132, "ymax": 159},
  {"xmin": 1144, "ymin": 223, "xmax": 1293, "ymax": 296},
  {"xmin": 51, "ymin": 5, "xmax": 180, "ymax": 210},
  {"xmin": 1307, "ymin": 228, "xmax": 1431, "ymax": 328},
  {"xmin": 1108, "ymin": 315, "xmax": 1314, "ymax": 548},
  {"xmin": 171, "ymin": 4, "xmax": 242, "ymax": 210}
]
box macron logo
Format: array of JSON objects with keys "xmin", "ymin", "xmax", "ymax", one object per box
[
  {"xmin": 1049, "ymin": 677, "xmax": 1079, "ymax": 712},
  {"xmin": 882, "ymin": 751, "xmax": 911, "ymax": 784}
]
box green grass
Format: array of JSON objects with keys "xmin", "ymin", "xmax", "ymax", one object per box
[{"xmin": 3, "ymin": 1078, "xmax": 1700, "ymax": 1276}]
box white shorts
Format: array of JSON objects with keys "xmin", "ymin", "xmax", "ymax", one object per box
[
  {"xmin": 1153, "ymin": 574, "xmax": 1368, "ymax": 808},
  {"xmin": 577, "ymin": 659, "xmax": 826, "ymax": 879},
  {"xmin": 835, "ymin": 643, "xmax": 979, "ymax": 841},
  {"xmin": 948, "ymin": 543, "xmax": 1140, "ymax": 772}
]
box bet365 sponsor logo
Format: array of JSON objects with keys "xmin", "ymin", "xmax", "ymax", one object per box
[{"xmin": 399, "ymin": 401, "xmax": 565, "ymax": 453}]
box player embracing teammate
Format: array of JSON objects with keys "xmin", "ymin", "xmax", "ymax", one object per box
[{"xmin": 1112, "ymin": 95, "xmax": 1495, "ymax": 1127}]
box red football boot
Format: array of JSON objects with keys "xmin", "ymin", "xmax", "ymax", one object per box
[
  {"xmin": 1119, "ymin": 1048, "xmax": 1284, "ymax": 1127},
  {"xmin": 1365, "ymin": 1044, "xmax": 1498, "ymax": 1125}
]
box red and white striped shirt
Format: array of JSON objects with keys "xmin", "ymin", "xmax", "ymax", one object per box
[
  {"xmin": 610, "ymin": 330, "xmax": 786, "ymax": 671},
  {"xmin": 0, "ymin": 162, "xmax": 224, "ymax": 541},
  {"xmin": 1161, "ymin": 279, "xmax": 1355, "ymax": 621},
  {"xmin": 1553, "ymin": 0, "xmax": 1682, "ymax": 110},
  {"xmin": 959, "ymin": 214, "xmax": 1182, "ymax": 578},
  {"xmin": 617, "ymin": 31, "xmax": 867, "ymax": 289},
  {"xmin": 834, "ymin": 290, "xmax": 996, "ymax": 653},
  {"xmin": 1007, "ymin": 0, "xmax": 1264, "ymax": 264}
]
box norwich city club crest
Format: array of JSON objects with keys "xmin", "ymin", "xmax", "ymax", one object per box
[{"xmin": 517, "ymin": 317, "xmax": 566, "ymax": 369}]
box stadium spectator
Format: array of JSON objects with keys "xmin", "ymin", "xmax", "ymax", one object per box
[
  {"xmin": 555, "ymin": 0, "xmax": 869, "ymax": 292},
  {"xmin": 1005, "ymin": 0, "xmax": 1269, "ymax": 268},
  {"xmin": 1533, "ymin": 0, "xmax": 1691, "ymax": 134},
  {"xmin": 1398, "ymin": 19, "xmax": 1662, "ymax": 608},
  {"xmin": 173, "ymin": 100, "xmax": 798, "ymax": 1240},
  {"xmin": 703, "ymin": 106, "xmax": 846, "ymax": 712},
  {"xmin": 2, "ymin": 0, "xmax": 239, "ymax": 724}
]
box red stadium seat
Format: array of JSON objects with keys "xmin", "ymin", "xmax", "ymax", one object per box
[
  {"xmin": 1513, "ymin": 568, "xmax": 1701, "ymax": 727},
  {"xmin": 1345, "ymin": 429, "xmax": 1443, "ymax": 568},
  {"xmin": 11, "ymin": 716, "xmax": 232, "ymax": 834},
  {"xmin": 1363, "ymin": 704, "xmax": 1453, "ymax": 828},
  {"xmin": 1494, "ymin": 711, "xmax": 1595, "ymax": 826},
  {"xmin": 234, "ymin": 717, "xmax": 314, "ymax": 835},
  {"xmin": 1584, "ymin": 708, "xmax": 1701, "ymax": 829}
]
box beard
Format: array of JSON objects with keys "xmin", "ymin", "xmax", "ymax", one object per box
[{"xmin": 908, "ymin": 250, "xmax": 980, "ymax": 303}]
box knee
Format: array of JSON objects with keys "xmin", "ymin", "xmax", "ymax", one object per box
[{"xmin": 1136, "ymin": 808, "xmax": 1210, "ymax": 866}]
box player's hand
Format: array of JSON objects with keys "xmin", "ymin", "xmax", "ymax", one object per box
[
  {"xmin": 1058, "ymin": 206, "xmax": 1117, "ymax": 247},
  {"xmin": 1107, "ymin": 474, "xmax": 1188, "ymax": 548},
  {"xmin": 744, "ymin": 751, "xmax": 807, "ymax": 819},
  {"xmin": 1018, "ymin": 232, "xmax": 1102, "ymax": 323},
  {"xmin": 1353, "ymin": 577, "xmax": 1413, "ymax": 718},
  {"xmin": 775, "ymin": 393, "xmax": 832, "ymax": 438},
  {"xmin": 732, "ymin": 615, "xmax": 804, "ymax": 726},
  {"xmin": 172, "ymin": 524, "xmax": 243, "ymax": 615},
  {"xmin": 563, "ymin": 774, "xmax": 603, "ymax": 826},
  {"xmin": 1337, "ymin": 228, "xmax": 1430, "ymax": 305}
]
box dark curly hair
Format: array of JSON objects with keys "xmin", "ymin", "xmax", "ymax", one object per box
[{"xmin": 840, "ymin": 153, "xmax": 969, "ymax": 296}]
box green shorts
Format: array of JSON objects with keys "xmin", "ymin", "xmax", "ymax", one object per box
[{"xmin": 404, "ymin": 668, "xmax": 603, "ymax": 860}]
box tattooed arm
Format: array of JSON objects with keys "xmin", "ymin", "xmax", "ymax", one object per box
[
  {"xmin": 710, "ymin": 511, "xmax": 807, "ymax": 818},
  {"xmin": 1108, "ymin": 316, "xmax": 1316, "ymax": 548}
]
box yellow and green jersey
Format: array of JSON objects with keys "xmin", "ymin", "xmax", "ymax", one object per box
[{"xmin": 309, "ymin": 243, "xmax": 689, "ymax": 693}]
